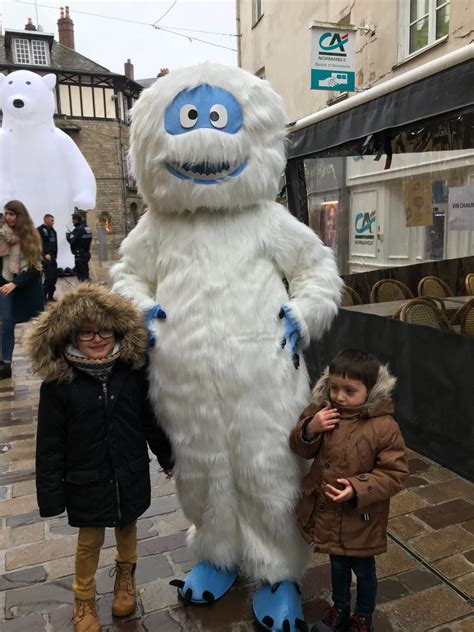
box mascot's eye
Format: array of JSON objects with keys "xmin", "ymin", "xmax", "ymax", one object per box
[
  {"xmin": 209, "ymin": 104, "xmax": 228, "ymax": 129},
  {"xmin": 26, "ymin": 81, "xmax": 31, "ymax": 85},
  {"xmin": 8, "ymin": 80, "xmax": 13, "ymax": 85},
  {"xmin": 180, "ymin": 104, "xmax": 198, "ymax": 128}
]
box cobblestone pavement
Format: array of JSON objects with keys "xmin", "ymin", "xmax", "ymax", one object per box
[{"xmin": 1, "ymin": 282, "xmax": 473, "ymax": 630}]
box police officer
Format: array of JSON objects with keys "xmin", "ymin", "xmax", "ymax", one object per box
[
  {"xmin": 37, "ymin": 213, "xmax": 58, "ymax": 301},
  {"xmin": 66, "ymin": 212, "xmax": 92, "ymax": 282}
]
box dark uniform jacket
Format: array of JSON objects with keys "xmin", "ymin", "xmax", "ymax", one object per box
[
  {"xmin": 290, "ymin": 366, "xmax": 408, "ymax": 557},
  {"xmin": 37, "ymin": 224, "xmax": 58, "ymax": 259},
  {"xmin": 66, "ymin": 221, "xmax": 92, "ymax": 255},
  {"xmin": 26, "ymin": 284, "xmax": 173, "ymax": 528}
]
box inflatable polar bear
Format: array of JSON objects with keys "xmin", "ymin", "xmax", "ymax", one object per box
[
  {"xmin": 113, "ymin": 63, "xmax": 342, "ymax": 631},
  {"xmin": 0, "ymin": 70, "xmax": 96, "ymax": 267}
]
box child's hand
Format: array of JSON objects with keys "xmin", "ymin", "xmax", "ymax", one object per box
[
  {"xmin": 307, "ymin": 406, "xmax": 340, "ymax": 434},
  {"xmin": 325, "ymin": 478, "xmax": 355, "ymax": 503},
  {"xmin": 163, "ymin": 469, "xmax": 174, "ymax": 480}
]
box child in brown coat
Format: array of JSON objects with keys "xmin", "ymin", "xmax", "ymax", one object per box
[{"xmin": 290, "ymin": 349, "xmax": 408, "ymax": 632}]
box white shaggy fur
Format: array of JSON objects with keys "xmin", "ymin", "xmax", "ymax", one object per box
[{"xmin": 113, "ymin": 64, "xmax": 342, "ymax": 582}]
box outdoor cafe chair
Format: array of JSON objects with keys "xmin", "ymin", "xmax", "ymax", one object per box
[
  {"xmin": 452, "ymin": 298, "xmax": 474, "ymax": 336},
  {"xmin": 399, "ymin": 298, "xmax": 454, "ymax": 332},
  {"xmin": 418, "ymin": 276, "xmax": 453, "ymax": 298},
  {"xmin": 465, "ymin": 273, "xmax": 474, "ymax": 296},
  {"xmin": 341, "ymin": 285, "xmax": 363, "ymax": 307},
  {"xmin": 370, "ymin": 279, "xmax": 414, "ymax": 303}
]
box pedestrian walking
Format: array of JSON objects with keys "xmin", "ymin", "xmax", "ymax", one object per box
[
  {"xmin": 0, "ymin": 200, "xmax": 44, "ymax": 380},
  {"xmin": 37, "ymin": 213, "xmax": 58, "ymax": 301},
  {"xmin": 290, "ymin": 349, "xmax": 409, "ymax": 632},
  {"xmin": 26, "ymin": 284, "xmax": 174, "ymax": 632},
  {"xmin": 66, "ymin": 212, "xmax": 92, "ymax": 281}
]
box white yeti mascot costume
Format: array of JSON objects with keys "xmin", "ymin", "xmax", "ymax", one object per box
[
  {"xmin": 0, "ymin": 70, "xmax": 96, "ymax": 267},
  {"xmin": 113, "ymin": 63, "xmax": 342, "ymax": 632}
]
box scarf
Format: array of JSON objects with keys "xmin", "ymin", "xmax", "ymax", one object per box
[
  {"xmin": 0, "ymin": 225, "xmax": 22, "ymax": 280},
  {"xmin": 64, "ymin": 343, "xmax": 122, "ymax": 381}
]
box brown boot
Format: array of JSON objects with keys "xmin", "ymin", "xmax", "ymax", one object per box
[
  {"xmin": 111, "ymin": 562, "xmax": 136, "ymax": 617},
  {"xmin": 73, "ymin": 598, "xmax": 101, "ymax": 632}
]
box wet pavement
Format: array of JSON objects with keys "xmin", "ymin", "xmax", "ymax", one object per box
[{"xmin": 1, "ymin": 281, "xmax": 473, "ymax": 630}]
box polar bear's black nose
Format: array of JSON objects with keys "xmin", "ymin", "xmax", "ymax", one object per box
[{"xmin": 13, "ymin": 99, "xmax": 24, "ymax": 108}]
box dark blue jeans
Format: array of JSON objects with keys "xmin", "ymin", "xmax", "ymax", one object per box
[
  {"xmin": 330, "ymin": 554, "xmax": 377, "ymax": 617},
  {"xmin": 0, "ymin": 291, "xmax": 15, "ymax": 362}
]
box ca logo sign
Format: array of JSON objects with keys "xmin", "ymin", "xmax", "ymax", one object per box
[{"xmin": 319, "ymin": 32, "xmax": 349, "ymax": 53}]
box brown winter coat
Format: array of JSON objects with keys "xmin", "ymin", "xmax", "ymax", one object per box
[{"xmin": 290, "ymin": 366, "xmax": 408, "ymax": 557}]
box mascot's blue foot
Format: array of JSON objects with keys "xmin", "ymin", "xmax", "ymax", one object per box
[
  {"xmin": 169, "ymin": 561, "xmax": 238, "ymax": 606},
  {"xmin": 253, "ymin": 581, "xmax": 308, "ymax": 632}
]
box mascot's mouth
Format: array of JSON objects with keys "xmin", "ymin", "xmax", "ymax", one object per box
[{"xmin": 166, "ymin": 160, "xmax": 248, "ymax": 185}]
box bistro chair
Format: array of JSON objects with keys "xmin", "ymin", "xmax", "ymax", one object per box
[
  {"xmin": 340, "ymin": 285, "xmax": 363, "ymax": 307},
  {"xmin": 417, "ymin": 276, "xmax": 453, "ymax": 298},
  {"xmin": 452, "ymin": 299, "xmax": 474, "ymax": 336},
  {"xmin": 465, "ymin": 273, "xmax": 474, "ymax": 296},
  {"xmin": 370, "ymin": 279, "xmax": 414, "ymax": 303},
  {"xmin": 399, "ymin": 298, "xmax": 453, "ymax": 332}
]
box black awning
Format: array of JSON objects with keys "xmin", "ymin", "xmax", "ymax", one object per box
[{"xmin": 287, "ymin": 58, "xmax": 474, "ymax": 161}]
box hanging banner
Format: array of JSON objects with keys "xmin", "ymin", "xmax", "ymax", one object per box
[
  {"xmin": 448, "ymin": 186, "xmax": 474, "ymax": 230},
  {"xmin": 310, "ymin": 22, "xmax": 356, "ymax": 92},
  {"xmin": 405, "ymin": 178, "xmax": 433, "ymax": 227}
]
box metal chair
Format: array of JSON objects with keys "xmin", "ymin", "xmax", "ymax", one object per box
[
  {"xmin": 370, "ymin": 279, "xmax": 414, "ymax": 303},
  {"xmin": 399, "ymin": 298, "xmax": 453, "ymax": 332},
  {"xmin": 465, "ymin": 273, "xmax": 474, "ymax": 296},
  {"xmin": 340, "ymin": 285, "xmax": 363, "ymax": 307},
  {"xmin": 417, "ymin": 276, "xmax": 453, "ymax": 298}
]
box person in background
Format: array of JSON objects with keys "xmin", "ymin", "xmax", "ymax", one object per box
[
  {"xmin": 0, "ymin": 200, "xmax": 44, "ymax": 380},
  {"xmin": 37, "ymin": 213, "xmax": 58, "ymax": 301},
  {"xmin": 290, "ymin": 349, "xmax": 408, "ymax": 632},
  {"xmin": 67, "ymin": 212, "xmax": 92, "ymax": 282},
  {"xmin": 27, "ymin": 284, "xmax": 174, "ymax": 632}
]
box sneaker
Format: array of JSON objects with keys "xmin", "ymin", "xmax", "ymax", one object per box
[
  {"xmin": 111, "ymin": 562, "xmax": 136, "ymax": 617},
  {"xmin": 0, "ymin": 362, "xmax": 12, "ymax": 380},
  {"xmin": 312, "ymin": 605, "xmax": 350, "ymax": 631},
  {"xmin": 73, "ymin": 598, "xmax": 101, "ymax": 631},
  {"xmin": 349, "ymin": 612, "xmax": 373, "ymax": 632}
]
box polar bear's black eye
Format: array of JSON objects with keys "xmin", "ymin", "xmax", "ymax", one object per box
[
  {"xmin": 8, "ymin": 80, "xmax": 13, "ymax": 85},
  {"xmin": 26, "ymin": 81, "xmax": 31, "ymax": 85},
  {"xmin": 209, "ymin": 104, "xmax": 228, "ymax": 129},
  {"xmin": 180, "ymin": 104, "xmax": 198, "ymax": 129}
]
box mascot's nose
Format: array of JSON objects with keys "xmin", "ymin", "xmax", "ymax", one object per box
[{"xmin": 13, "ymin": 99, "xmax": 25, "ymax": 108}]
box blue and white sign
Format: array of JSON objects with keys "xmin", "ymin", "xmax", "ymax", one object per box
[{"xmin": 310, "ymin": 23, "xmax": 356, "ymax": 91}]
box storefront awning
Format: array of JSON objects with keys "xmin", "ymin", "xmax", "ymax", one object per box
[{"xmin": 287, "ymin": 55, "xmax": 474, "ymax": 161}]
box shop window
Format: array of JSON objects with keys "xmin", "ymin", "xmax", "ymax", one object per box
[
  {"xmin": 252, "ymin": 0, "xmax": 264, "ymax": 26},
  {"xmin": 13, "ymin": 38, "xmax": 50, "ymax": 66},
  {"xmin": 300, "ymin": 112, "xmax": 474, "ymax": 275},
  {"xmin": 401, "ymin": 0, "xmax": 450, "ymax": 59}
]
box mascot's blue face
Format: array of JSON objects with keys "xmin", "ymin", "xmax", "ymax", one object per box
[{"xmin": 164, "ymin": 84, "xmax": 248, "ymax": 185}]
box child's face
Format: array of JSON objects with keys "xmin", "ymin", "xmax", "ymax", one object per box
[
  {"xmin": 76, "ymin": 320, "xmax": 116, "ymax": 360},
  {"xmin": 329, "ymin": 374, "xmax": 368, "ymax": 407}
]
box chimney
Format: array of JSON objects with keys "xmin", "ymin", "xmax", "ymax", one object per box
[
  {"xmin": 58, "ymin": 6, "xmax": 75, "ymax": 50},
  {"xmin": 124, "ymin": 59, "xmax": 134, "ymax": 81},
  {"xmin": 25, "ymin": 17, "xmax": 37, "ymax": 31}
]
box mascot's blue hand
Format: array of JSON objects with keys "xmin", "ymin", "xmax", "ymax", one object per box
[
  {"xmin": 279, "ymin": 304, "xmax": 301, "ymax": 369},
  {"xmin": 144, "ymin": 304, "xmax": 167, "ymax": 347}
]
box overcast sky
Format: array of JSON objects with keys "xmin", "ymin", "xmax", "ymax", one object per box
[{"xmin": 1, "ymin": 1, "xmax": 238, "ymax": 78}]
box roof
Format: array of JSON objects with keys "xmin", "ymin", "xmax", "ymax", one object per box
[
  {"xmin": 1, "ymin": 31, "xmax": 111, "ymax": 74},
  {"xmin": 136, "ymin": 77, "xmax": 157, "ymax": 88}
]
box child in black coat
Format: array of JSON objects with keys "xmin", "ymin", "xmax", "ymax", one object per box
[{"xmin": 27, "ymin": 284, "xmax": 174, "ymax": 632}]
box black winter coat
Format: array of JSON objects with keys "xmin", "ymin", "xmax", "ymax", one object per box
[
  {"xmin": 0, "ymin": 267, "xmax": 44, "ymax": 324},
  {"xmin": 36, "ymin": 361, "xmax": 173, "ymax": 527}
]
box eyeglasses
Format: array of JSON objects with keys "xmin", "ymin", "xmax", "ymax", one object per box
[{"xmin": 77, "ymin": 329, "xmax": 115, "ymax": 342}]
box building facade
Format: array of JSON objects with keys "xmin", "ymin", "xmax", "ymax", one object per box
[
  {"xmin": 0, "ymin": 8, "xmax": 144, "ymax": 264},
  {"xmin": 237, "ymin": 1, "xmax": 474, "ymax": 278}
]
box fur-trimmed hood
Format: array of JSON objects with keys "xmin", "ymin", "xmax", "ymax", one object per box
[
  {"xmin": 311, "ymin": 365, "xmax": 397, "ymax": 418},
  {"xmin": 26, "ymin": 284, "xmax": 148, "ymax": 383}
]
